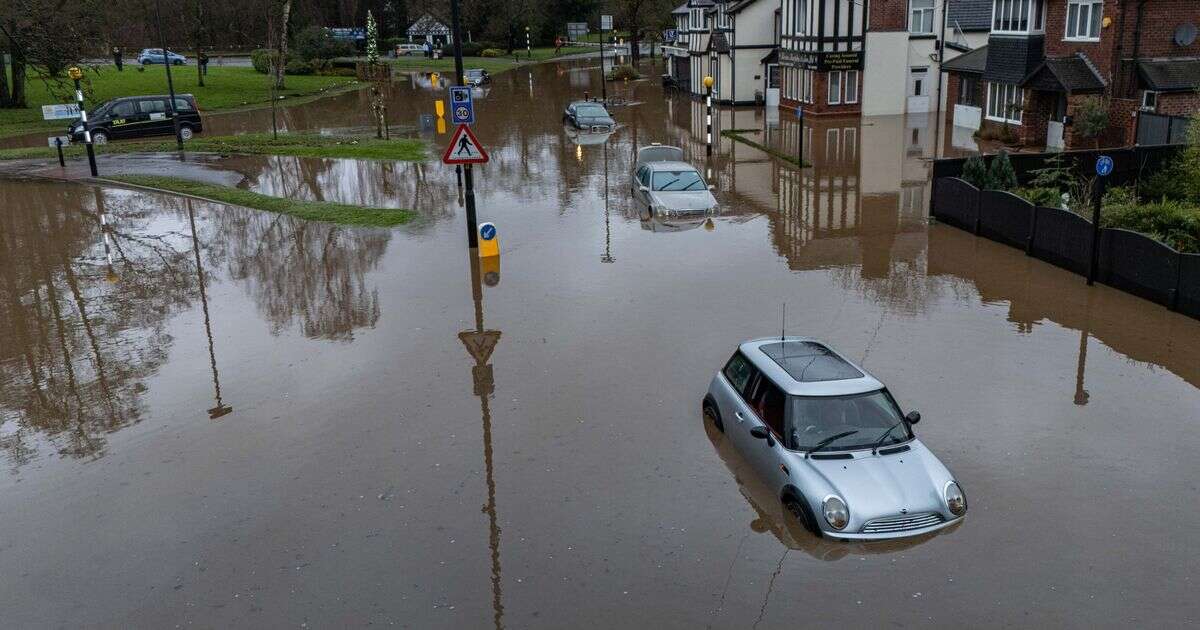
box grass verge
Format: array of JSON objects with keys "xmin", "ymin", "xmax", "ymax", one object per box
[
  {"xmin": 107, "ymin": 174, "xmax": 414, "ymax": 227},
  {"xmin": 721, "ymin": 130, "xmax": 810, "ymax": 168},
  {"xmin": 387, "ymin": 46, "xmax": 594, "ymax": 75},
  {"xmin": 1, "ymin": 65, "xmax": 358, "ymax": 140},
  {"xmin": 0, "ymin": 132, "xmax": 427, "ymax": 162}
]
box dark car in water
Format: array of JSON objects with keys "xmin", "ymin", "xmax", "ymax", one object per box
[
  {"xmin": 68, "ymin": 94, "xmax": 203, "ymax": 144},
  {"xmin": 562, "ymin": 101, "xmax": 615, "ymax": 132}
]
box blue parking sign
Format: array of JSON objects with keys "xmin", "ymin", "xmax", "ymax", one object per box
[
  {"xmin": 449, "ymin": 86, "xmax": 475, "ymax": 125},
  {"xmin": 1095, "ymin": 155, "xmax": 1113, "ymax": 177}
]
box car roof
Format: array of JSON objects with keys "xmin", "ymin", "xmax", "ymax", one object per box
[
  {"xmin": 571, "ymin": 100, "xmax": 607, "ymax": 107},
  {"xmin": 738, "ymin": 337, "xmax": 885, "ymax": 396},
  {"xmin": 646, "ymin": 161, "xmax": 698, "ymax": 172}
]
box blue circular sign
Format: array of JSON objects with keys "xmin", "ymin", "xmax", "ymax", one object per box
[
  {"xmin": 479, "ymin": 223, "xmax": 496, "ymax": 241},
  {"xmin": 1096, "ymin": 155, "xmax": 1114, "ymax": 177}
]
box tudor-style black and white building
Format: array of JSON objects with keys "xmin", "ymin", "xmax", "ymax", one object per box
[
  {"xmin": 668, "ymin": 1, "xmax": 780, "ymax": 105},
  {"xmin": 778, "ymin": 0, "xmax": 869, "ymax": 114}
]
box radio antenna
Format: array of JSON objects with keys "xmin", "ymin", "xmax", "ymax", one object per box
[{"xmin": 781, "ymin": 303, "xmax": 786, "ymax": 341}]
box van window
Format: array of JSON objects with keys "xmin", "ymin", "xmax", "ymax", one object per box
[
  {"xmin": 751, "ymin": 378, "xmax": 786, "ymax": 437},
  {"xmin": 722, "ymin": 353, "xmax": 755, "ymax": 398},
  {"xmin": 138, "ymin": 99, "xmax": 167, "ymax": 114},
  {"xmin": 174, "ymin": 98, "xmax": 194, "ymax": 111},
  {"xmin": 110, "ymin": 101, "xmax": 136, "ymax": 117}
]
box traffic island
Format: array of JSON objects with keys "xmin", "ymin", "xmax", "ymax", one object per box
[
  {"xmin": 105, "ymin": 174, "xmax": 415, "ymax": 227},
  {"xmin": 0, "ymin": 132, "xmax": 427, "ymax": 162}
]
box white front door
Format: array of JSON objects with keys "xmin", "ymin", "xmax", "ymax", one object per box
[
  {"xmin": 1047, "ymin": 121, "xmax": 1065, "ymax": 151},
  {"xmin": 907, "ymin": 67, "xmax": 931, "ymax": 114},
  {"xmin": 765, "ymin": 64, "xmax": 780, "ymax": 106}
]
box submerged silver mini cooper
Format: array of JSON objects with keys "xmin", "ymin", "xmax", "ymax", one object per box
[{"xmin": 703, "ymin": 338, "xmax": 967, "ymax": 540}]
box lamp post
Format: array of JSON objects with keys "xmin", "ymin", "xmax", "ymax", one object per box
[
  {"xmin": 68, "ymin": 66, "xmax": 99, "ymax": 177},
  {"xmin": 154, "ymin": 0, "xmax": 183, "ymax": 150},
  {"xmin": 704, "ymin": 75, "xmax": 714, "ymax": 156}
]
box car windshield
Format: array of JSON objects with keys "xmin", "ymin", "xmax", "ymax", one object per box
[
  {"xmin": 576, "ymin": 105, "xmax": 608, "ymax": 118},
  {"xmin": 652, "ymin": 170, "xmax": 706, "ymax": 192},
  {"xmin": 787, "ymin": 390, "xmax": 911, "ymax": 451},
  {"xmin": 466, "ymin": 70, "xmax": 483, "ymax": 77}
]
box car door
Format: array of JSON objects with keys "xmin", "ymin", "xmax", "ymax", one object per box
[
  {"xmin": 137, "ymin": 98, "xmax": 171, "ymax": 137},
  {"xmin": 105, "ymin": 100, "xmax": 142, "ymax": 138},
  {"xmin": 711, "ymin": 352, "xmax": 755, "ymax": 451},
  {"xmin": 633, "ymin": 166, "xmax": 649, "ymax": 202},
  {"xmin": 743, "ymin": 374, "xmax": 792, "ymax": 491}
]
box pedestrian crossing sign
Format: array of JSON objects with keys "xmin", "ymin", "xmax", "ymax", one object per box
[{"xmin": 442, "ymin": 124, "xmax": 489, "ymax": 164}]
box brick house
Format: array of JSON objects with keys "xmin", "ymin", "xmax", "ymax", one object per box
[
  {"xmin": 944, "ymin": 0, "xmax": 1200, "ymax": 150},
  {"xmin": 778, "ymin": 0, "xmax": 869, "ymax": 115}
]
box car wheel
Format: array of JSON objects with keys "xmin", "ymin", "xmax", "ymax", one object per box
[
  {"xmin": 784, "ymin": 494, "xmax": 822, "ymax": 537},
  {"xmin": 91, "ymin": 130, "xmax": 109, "ymax": 145},
  {"xmin": 702, "ymin": 397, "xmax": 724, "ymax": 433},
  {"xmin": 179, "ymin": 126, "xmax": 194, "ymax": 141}
]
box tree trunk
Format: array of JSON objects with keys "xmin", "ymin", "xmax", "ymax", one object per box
[
  {"xmin": 0, "ymin": 45, "xmax": 10, "ymax": 106},
  {"xmin": 274, "ymin": 0, "xmax": 292, "ymax": 90},
  {"xmin": 631, "ymin": 28, "xmax": 641, "ymax": 63},
  {"xmin": 10, "ymin": 50, "xmax": 26, "ymax": 108}
]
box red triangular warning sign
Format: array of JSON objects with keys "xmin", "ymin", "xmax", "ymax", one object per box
[{"xmin": 442, "ymin": 124, "xmax": 490, "ymax": 165}]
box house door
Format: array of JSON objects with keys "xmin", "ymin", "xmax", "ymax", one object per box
[
  {"xmin": 1046, "ymin": 93, "xmax": 1067, "ymax": 151},
  {"xmin": 907, "ymin": 67, "xmax": 930, "ymax": 113},
  {"xmin": 765, "ymin": 64, "xmax": 780, "ymax": 107}
]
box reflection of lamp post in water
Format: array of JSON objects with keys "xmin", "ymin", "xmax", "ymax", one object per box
[
  {"xmin": 93, "ymin": 188, "xmax": 118, "ymax": 283},
  {"xmin": 187, "ymin": 199, "xmax": 232, "ymax": 420},
  {"xmin": 457, "ymin": 251, "xmax": 504, "ymax": 629},
  {"xmin": 1073, "ymin": 292, "xmax": 1093, "ymax": 406},
  {"xmin": 601, "ymin": 140, "xmax": 614, "ymax": 263}
]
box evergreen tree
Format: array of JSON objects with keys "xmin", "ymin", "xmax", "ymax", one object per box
[
  {"xmin": 961, "ymin": 155, "xmax": 991, "ymax": 190},
  {"xmin": 988, "ymin": 150, "xmax": 1019, "ymax": 191}
]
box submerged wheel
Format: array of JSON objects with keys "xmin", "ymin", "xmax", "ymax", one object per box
[
  {"xmin": 703, "ymin": 398, "xmax": 724, "ymax": 433},
  {"xmin": 91, "ymin": 130, "xmax": 108, "ymax": 145},
  {"xmin": 784, "ymin": 495, "xmax": 822, "ymax": 537}
]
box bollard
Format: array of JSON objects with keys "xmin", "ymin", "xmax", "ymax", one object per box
[
  {"xmin": 55, "ymin": 138, "xmax": 65, "ymax": 167},
  {"xmin": 703, "ymin": 75, "xmax": 714, "ymax": 156},
  {"xmin": 478, "ymin": 222, "xmax": 499, "ymax": 258}
]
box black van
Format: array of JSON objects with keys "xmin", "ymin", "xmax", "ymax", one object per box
[{"xmin": 69, "ymin": 94, "xmax": 203, "ymax": 144}]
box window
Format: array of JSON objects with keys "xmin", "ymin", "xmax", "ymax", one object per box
[
  {"xmin": 723, "ymin": 353, "xmax": 755, "ymax": 398},
  {"xmin": 138, "ymin": 99, "xmax": 166, "ymax": 114},
  {"xmin": 652, "ymin": 170, "xmax": 706, "ymax": 191},
  {"xmin": 1142, "ymin": 90, "xmax": 1158, "ymax": 110},
  {"xmin": 1066, "ymin": 0, "xmax": 1102, "ymax": 40},
  {"xmin": 985, "ymin": 82, "xmax": 1024, "ymax": 124},
  {"xmin": 958, "ymin": 75, "xmax": 979, "ymax": 106},
  {"xmin": 750, "ymin": 377, "xmax": 786, "ymax": 437},
  {"xmin": 844, "ymin": 70, "xmax": 859, "ymax": 104},
  {"xmin": 110, "ymin": 101, "xmax": 136, "ymax": 117},
  {"xmin": 828, "ymin": 71, "xmax": 842, "ymax": 105},
  {"xmin": 173, "ymin": 97, "xmax": 193, "ymax": 111},
  {"xmin": 993, "ymin": 0, "xmax": 1046, "ymax": 34},
  {"xmin": 795, "ymin": 0, "xmax": 809, "ymax": 34},
  {"xmin": 910, "ymin": 0, "xmax": 935, "ymax": 34},
  {"xmin": 844, "ymin": 128, "xmax": 857, "ymax": 163}
]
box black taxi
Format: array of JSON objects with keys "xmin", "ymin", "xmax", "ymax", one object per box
[{"xmin": 69, "ymin": 94, "xmax": 203, "ymax": 144}]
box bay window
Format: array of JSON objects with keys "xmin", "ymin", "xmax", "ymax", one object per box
[
  {"xmin": 910, "ymin": 0, "xmax": 935, "ymax": 35},
  {"xmin": 1065, "ymin": 0, "xmax": 1103, "ymax": 40},
  {"xmin": 985, "ymin": 82, "xmax": 1024, "ymax": 124},
  {"xmin": 993, "ymin": 0, "xmax": 1046, "ymax": 34}
]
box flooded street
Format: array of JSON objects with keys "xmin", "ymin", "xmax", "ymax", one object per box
[{"xmin": 2, "ymin": 59, "xmax": 1200, "ymax": 628}]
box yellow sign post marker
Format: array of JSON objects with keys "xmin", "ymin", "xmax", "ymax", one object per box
[
  {"xmin": 478, "ymin": 222, "xmax": 499, "ymax": 258},
  {"xmin": 435, "ymin": 99, "xmax": 445, "ymax": 118}
]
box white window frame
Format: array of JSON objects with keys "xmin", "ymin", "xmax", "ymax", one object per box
[
  {"xmin": 992, "ymin": 0, "xmax": 1046, "ymax": 35},
  {"xmin": 845, "ymin": 70, "xmax": 859, "ymax": 104},
  {"xmin": 828, "ymin": 71, "xmax": 842, "ymax": 105},
  {"xmin": 1065, "ymin": 0, "xmax": 1103, "ymax": 41},
  {"xmin": 909, "ymin": 0, "xmax": 935, "ymax": 35},
  {"xmin": 985, "ymin": 82, "xmax": 1024, "ymax": 124},
  {"xmin": 717, "ymin": 5, "xmax": 731, "ymax": 29},
  {"xmin": 1141, "ymin": 90, "xmax": 1158, "ymax": 111},
  {"xmin": 796, "ymin": 0, "xmax": 809, "ymax": 35}
]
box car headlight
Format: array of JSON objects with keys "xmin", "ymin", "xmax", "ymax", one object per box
[
  {"xmin": 822, "ymin": 496, "xmax": 849, "ymax": 530},
  {"xmin": 944, "ymin": 481, "xmax": 967, "ymax": 516}
]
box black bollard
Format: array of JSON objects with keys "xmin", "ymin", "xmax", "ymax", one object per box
[{"xmin": 55, "ymin": 138, "xmax": 65, "ymax": 167}]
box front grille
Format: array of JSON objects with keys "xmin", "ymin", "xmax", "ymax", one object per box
[
  {"xmin": 861, "ymin": 512, "xmax": 943, "ymax": 534},
  {"xmin": 590, "ymin": 124, "xmax": 612, "ymax": 132}
]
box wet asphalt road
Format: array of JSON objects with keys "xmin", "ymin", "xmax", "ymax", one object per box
[{"xmin": 1, "ymin": 59, "xmax": 1199, "ymax": 628}]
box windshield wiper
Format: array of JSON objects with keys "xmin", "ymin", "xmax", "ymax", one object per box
[
  {"xmin": 870, "ymin": 421, "xmax": 905, "ymax": 455},
  {"xmin": 806, "ymin": 430, "xmax": 858, "ymax": 459},
  {"xmin": 659, "ymin": 178, "xmax": 681, "ymax": 191}
]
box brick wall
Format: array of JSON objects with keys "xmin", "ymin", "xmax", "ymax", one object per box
[
  {"xmin": 869, "ymin": 0, "xmax": 906, "ymax": 32},
  {"xmin": 780, "ymin": 69, "xmax": 863, "ymax": 115},
  {"xmin": 1022, "ymin": 91, "xmax": 1053, "ymax": 147},
  {"xmin": 1157, "ymin": 92, "xmax": 1200, "ymax": 118}
]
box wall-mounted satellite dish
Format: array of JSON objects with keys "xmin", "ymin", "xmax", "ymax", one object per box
[{"xmin": 1175, "ymin": 23, "xmax": 1198, "ymax": 47}]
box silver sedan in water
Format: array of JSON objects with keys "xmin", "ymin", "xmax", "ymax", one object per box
[{"xmin": 703, "ymin": 337, "xmax": 967, "ymax": 540}]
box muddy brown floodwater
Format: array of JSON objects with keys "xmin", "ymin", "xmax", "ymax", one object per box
[{"xmin": 2, "ymin": 59, "xmax": 1199, "ymax": 628}]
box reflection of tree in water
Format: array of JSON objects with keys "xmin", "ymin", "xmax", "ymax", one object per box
[
  {"xmin": 209, "ymin": 207, "xmax": 390, "ymax": 341},
  {"xmin": 0, "ymin": 183, "xmax": 199, "ymax": 469}
]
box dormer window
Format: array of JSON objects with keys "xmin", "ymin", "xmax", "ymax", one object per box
[{"xmin": 993, "ymin": 0, "xmax": 1046, "ymax": 35}]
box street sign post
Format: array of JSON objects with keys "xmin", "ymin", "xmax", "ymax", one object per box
[
  {"xmin": 42, "ymin": 104, "xmax": 81, "ymax": 120},
  {"xmin": 1087, "ymin": 155, "xmax": 1114, "ymax": 285},
  {"xmin": 449, "ymin": 86, "xmax": 475, "ymax": 125},
  {"xmin": 442, "ymin": 124, "xmax": 490, "ymax": 165}
]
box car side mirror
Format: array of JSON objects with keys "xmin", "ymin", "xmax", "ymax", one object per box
[
  {"xmin": 905, "ymin": 411, "xmax": 921, "ymax": 425},
  {"xmin": 749, "ymin": 426, "xmax": 775, "ymax": 447},
  {"xmin": 639, "ymin": 185, "xmax": 649, "ymax": 192},
  {"xmin": 708, "ymin": 184, "xmax": 716, "ymax": 191}
]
